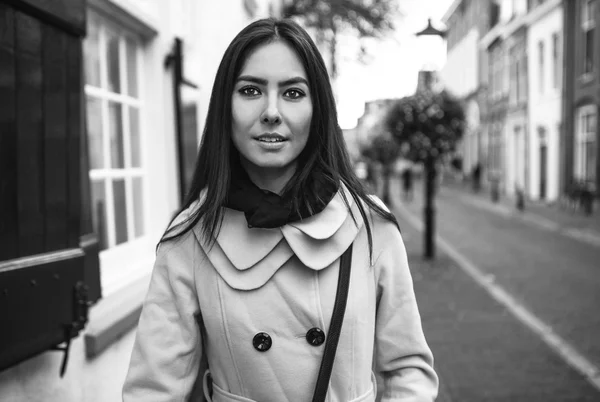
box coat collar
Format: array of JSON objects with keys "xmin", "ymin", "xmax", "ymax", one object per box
[{"xmin": 193, "ymin": 184, "xmax": 364, "ymax": 290}]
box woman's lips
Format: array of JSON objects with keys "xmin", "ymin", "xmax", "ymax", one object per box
[{"xmin": 254, "ymin": 135, "xmax": 287, "ymax": 150}]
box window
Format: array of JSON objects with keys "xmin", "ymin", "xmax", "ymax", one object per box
[
  {"xmin": 509, "ymin": 46, "xmax": 516, "ymax": 104},
  {"xmin": 581, "ymin": 0, "xmax": 596, "ymax": 75},
  {"xmin": 490, "ymin": 1, "xmax": 500, "ymax": 28},
  {"xmin": 575, "ymin": 106, "xmax": 598, "ymax": 182},
  {"xmin": 509, "ymin": 45, "xmax": 520, "ymax": 105},
  {"xmin": 552, "ymin": 32, "xmax": 560, "ymax": 89},
  {"xmin": 490, "ymin": 46, "xmax": 505, "ymax": 101},
  {"xmin": 538, "ymin": 40, "xmax": 545, "ymax": 93},
  {"xmin": 84, "ymin": 13, "xmax": 145, "ymax": 251},
  {"xmin": 519, "ymin": 48, "xmax": 528, "ymax": 103},
  {"xmin": 509, "ymin": 42, "xmax": 527, "ymax": 105}
]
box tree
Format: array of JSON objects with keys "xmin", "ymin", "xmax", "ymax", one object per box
[
  {"xmin": 283, "ymin": 0, "xmax": 397, "ymax": 79},
  {"xmin": 360, "ymin": 131, "xmax": 400, "ymax": 205},
  {"xmin": 385, "ymin": 90, "xmax": 466, "ymax": 258}
]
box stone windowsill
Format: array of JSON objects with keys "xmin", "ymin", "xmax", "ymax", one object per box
[{"xmin": 84, "ymin": 274, "xmax": 151, "ymax": 358}]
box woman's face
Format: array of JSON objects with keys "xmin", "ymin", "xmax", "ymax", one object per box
[{"xmin": 231, "ymin": 40, "xmax": 312, "ymax": 180}]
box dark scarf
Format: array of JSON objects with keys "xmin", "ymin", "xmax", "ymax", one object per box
[{"xmin": 226, "ymin": 160, "xmax": 339, "ymax": 229}]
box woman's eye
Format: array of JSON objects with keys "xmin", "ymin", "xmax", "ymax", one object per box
[
  {"xmin": 284, "ymin": 89, "xmax": 305, "ymax": 100},
  {"xmin": 239, "ymin": 86, "xmax": 260, "ymax": 97}
]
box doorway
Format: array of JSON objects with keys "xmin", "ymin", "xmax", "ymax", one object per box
[{"xmin": 540, "ymin": 144, "xmax": 547, "ymax": 200}]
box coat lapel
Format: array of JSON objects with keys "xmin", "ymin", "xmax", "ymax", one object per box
[
  {"xmin": 195, "ymin": 184, "xmax": 364, "ymax": 290},
  {"xmin": 282, "ymin": 193, "xmax": 363, "ymax": 270},
  {"xmin": 215, "ymin": 208, "xmax": 283, "ymax": 270}
]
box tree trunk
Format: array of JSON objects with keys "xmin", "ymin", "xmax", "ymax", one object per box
[{"xmin": 423, "ymin": 157, "xmax": 437, "ymax": 259}]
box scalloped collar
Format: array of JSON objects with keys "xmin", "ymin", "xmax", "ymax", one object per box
[{"xmin": 193, "ymin": 184, "xmax": 364, "ymax": 290}]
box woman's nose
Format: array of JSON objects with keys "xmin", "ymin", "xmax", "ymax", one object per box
[{"xmin": 261, "ymin": 98, "xmax": 281, "ymax": 125}]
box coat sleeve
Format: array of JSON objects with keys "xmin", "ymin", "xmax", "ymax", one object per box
[
  {"xmin": 374, "ymin": 225, "xmax": 439, "ymax": 401},
  {"xmin": 122, "ymin": 231, "xmax": 202, "ymax": 402}
]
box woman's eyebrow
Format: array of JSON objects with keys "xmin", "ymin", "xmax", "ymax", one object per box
[{"xmin": 237, "ymin": 75, "xmax": 308, "ymax": 87}]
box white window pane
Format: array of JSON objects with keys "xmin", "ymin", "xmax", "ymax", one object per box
[
  {"xmin": 126, "ymin": 38, "xmax": 139, "ymax": 98},
  {"xmin": 85, "ymin": 16, "xmax": 101, "ymax": 87},
  {"xmin": 109, "ymin": 102, "xmax": 125, "ymax": 168},
  {"xmin": 113, "ymin": 179, "xmax": 128, "ymax": 245},
  {"xmin": 132, "ymin": 177, "xmax": 145, "ymax": 238},
  {"xmin": 106, "ymin": 27, "xmax": 121, "ymax": 93},
  {"xmin": 91, "ymin": 180, "xmax": 109, "ymax": 251},
  {"xmin": 86, "ymin": 97, "xmax": 104, "ymax": 169},
  {"xmin": 129, "ymin": 106, "xmax": 141, "ymax": 167}
]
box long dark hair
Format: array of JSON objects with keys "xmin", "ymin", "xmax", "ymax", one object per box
[{"xmin": 160, "ymin": 18, "xmax": 398, "ymax": 259}]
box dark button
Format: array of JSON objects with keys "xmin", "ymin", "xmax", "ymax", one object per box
[
  {"xmin": 306, "ymin": 327, "xmax": 326, "ymax": 346},
  {"xmin": 253, "ymin": 332, "xmax": 272, "ymax": 352}
]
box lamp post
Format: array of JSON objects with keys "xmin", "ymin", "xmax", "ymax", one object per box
[{"xmin": 415, "ymin": 19, "xmax": 446, "ymax": 259}]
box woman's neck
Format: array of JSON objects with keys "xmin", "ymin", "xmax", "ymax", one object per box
[{"xmin": 240, "ymin": 160, "xmax": 297, "ymax": 195}]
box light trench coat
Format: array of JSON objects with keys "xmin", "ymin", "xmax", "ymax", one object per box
[{"xmin": 123, "ymin": 185, "xmax": 438, "ymax": 402}]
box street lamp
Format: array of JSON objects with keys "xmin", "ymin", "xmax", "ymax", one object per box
[
  {"xmin": 415, "ymin": 18, "xmax": 446, "ymax": 259},
  {"xmin": 415, "ymin": 18, "xmax": 447, "ymax": 89}
]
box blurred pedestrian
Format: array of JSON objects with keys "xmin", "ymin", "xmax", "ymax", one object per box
[
  {"xmin": 472, "ymin": 163, "xmax": 481, "ymax": 193},
  {"xmin": 123, "ymin": 18, "xmax": 437, "ymax": 402},
  {"xmin": 402, "ymin": 166, "xmax": 414, "ymax": 202}
]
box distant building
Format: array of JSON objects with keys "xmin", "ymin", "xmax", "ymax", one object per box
[
  {"xmin": 479, "ymin": 0, "xmax": 517, "ymax": 192},
  {"xmin": 485, "ymin": 35, "xmax": 509, "ymax": 188},
  {"xmin": 563, "ymin": 0, "xmax": 599, "ymax": 198},
  {"xmin": 477, "ymin": 0, "xmax": 562, "ymax": 199},
  {"xmin": 416, "ymin": 70, "xmax": 444, "ymax": 93},
  {"xmin": 527, "ymin": 0, "xmax": 563, "ymax": 202},
  {"xmin": 355, "ymin": 98, "xmax": 398, "ymax": 151},
  {"xmin": 441, "ymin": 0, "xmax": 496, "ymax": 180},
  {"xmin": 443, "ymin": 0, "xmax": 596, "ymax": 205},
  {"xmin": 505, "ymin": 24, "xmax": 528, "ymax": 198}
]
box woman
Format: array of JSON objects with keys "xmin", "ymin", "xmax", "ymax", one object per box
[{"xmin": 123, "ymin": 18, "xmax": 438, "ymax": 402}]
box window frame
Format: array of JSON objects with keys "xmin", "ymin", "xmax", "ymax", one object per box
[
  {"xmin": 551, "ymin": 32, "xmax": 560, "ymax": 89},
  {"xmin": 581, "ymin": 0, "xmax": 596, "ymax": 77},
  {"xmin": 84, "ymin": 12, "xmax": 147, "ymax": 254},
  {"xmin": 574, "ymin": 105, "xmax": 598, "ymax": 182}
]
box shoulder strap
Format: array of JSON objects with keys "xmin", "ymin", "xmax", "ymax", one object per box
[{"xmin": 312, "ymin": 243, "xmax": 353, "ymax": 402}]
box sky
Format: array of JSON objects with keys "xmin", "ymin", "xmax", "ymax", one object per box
[{"xmin": 335, "ymin": 0, "xmax": 456, "ymax": 129}]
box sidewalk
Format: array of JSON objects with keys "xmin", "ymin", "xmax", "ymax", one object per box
[
  {"xmin": 441, "ymin": 175, "xmax": 600, "ymax": 234},
  {"xmin": 389, "ymin": 199, "xmax": 600, "ymax": 401},
  {"xmin": 431, "ymin": 176, "xmax": 600, "ymax": 248}
]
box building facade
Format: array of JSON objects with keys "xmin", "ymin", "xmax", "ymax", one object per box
[
  {"xmin": 563, "ymin": 0, "xmax": 599, "ymax": 198},
  {"xmin": 485, "ymin": 35, "xmax": 509, "ymax": 188},
  {"xmin": 505, "ymin": 25, "xmax": 529, "ymax": 198},
  {"xmin": 441, "ymin": 0, "xmax": 495, "ymax": 178},
  {"xmin": 452, "ymin": 0, "xmax": 566, "ymax": 200},
  {"xmin": 444, "ymin": 0, "xmax": 598, "ymax": 205},
  {"xmin": 527, "ymin": 0, "xmax": 563, "ymax": 202},
  {"xmin": 0, "ymin": 1, "xmax": 281, "ymax": 401}
]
